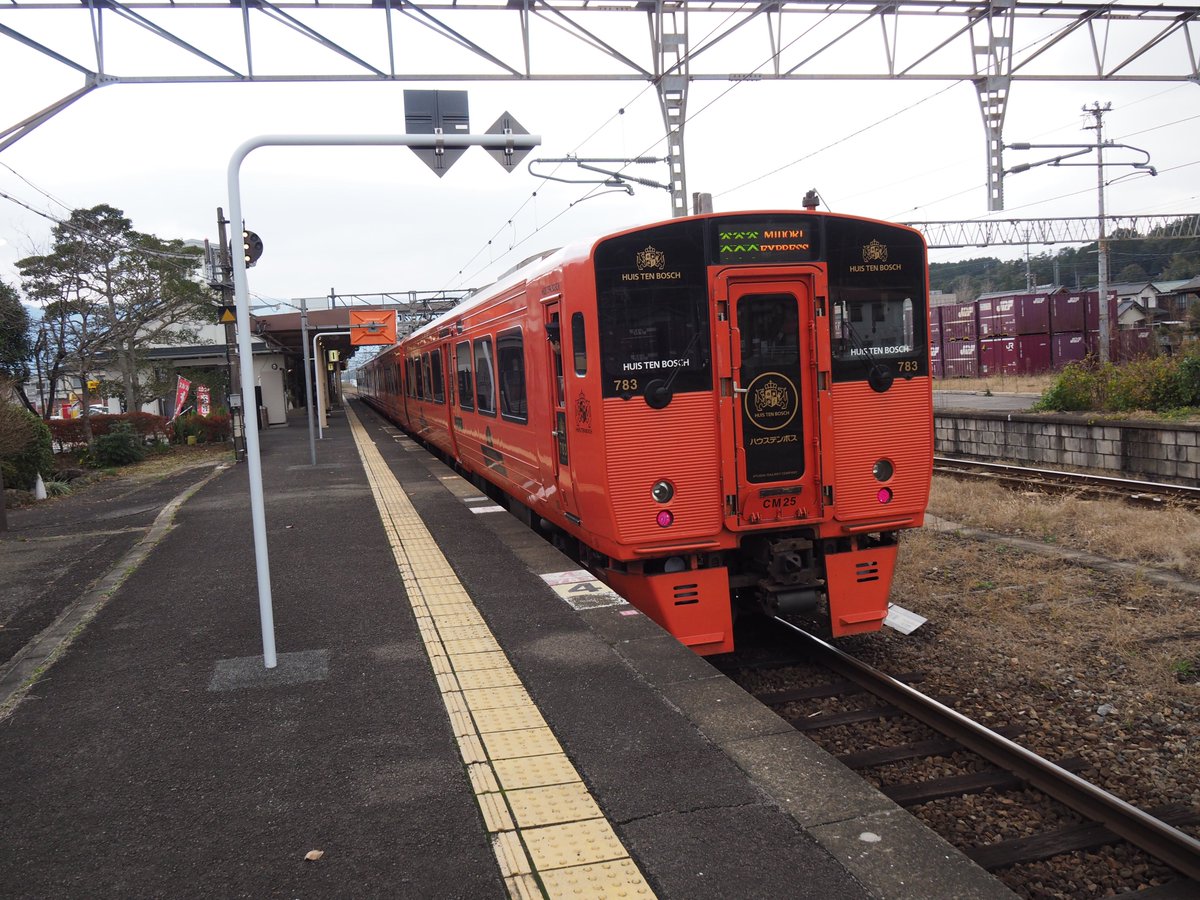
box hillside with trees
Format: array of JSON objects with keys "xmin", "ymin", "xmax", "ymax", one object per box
[{"xmin": 930, "ymin": 219, "xmax": 1200, "ymax": 301}]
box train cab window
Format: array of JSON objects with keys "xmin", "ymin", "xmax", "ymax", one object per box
[
  {"xmin": 830, "ymin": 291, "xmax": 916, "ymax": 361},
  {"xmin": 456, "ymin": 341, "xmax": 474, "ymax": 411},
  {"xmin": 598, "ymin": 284, "xmax": 711, "ymax": 399},
  {"xmin": 474, "ymin": 337, "xmax": 496, "ymax": 416},
  {"xmin": 430, "ymin": 348, "xmax": 445, "ymax": 404},
  {"xmin": 571, "ymin": 312, "xmax": 587, "ymax": 375},
  {"xmin": 497, "ymin": 329, "xmax": 527, "ymax": 423}
]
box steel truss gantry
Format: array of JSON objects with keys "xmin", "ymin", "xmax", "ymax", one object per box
[
  {"xmin": 2, "ymin": 1, "xmax": 1198, "ymax": 213},
  {"xmin": 906, "ymin": 213, "xmax": 1200, "ymax": 248}
]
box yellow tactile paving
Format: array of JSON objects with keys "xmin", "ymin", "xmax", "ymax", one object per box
[
  {"xmin": 522, "ymin": 819, "xmax": 628, "ymax": 870},
  {"xmin": 479, "ymin": 792, "xmax": 516, "ymax": 832},
  {"xmin": 463, "ymin": 685, "xmax": 534, "ymax": 711},
  {"xmin": 447, "ymin": 651, "xmax": 512, "ymax": 673},
  {"xmin": 345, "ymin": 405, "xmax": 655, "ymax": 900},
  {"xmin": 493, "ymin": 755, "xmax": 582, "ymax": 791},
  {"xmin": 506, "ymin": 782, "xmax": 603, "ymax": 828},
  {"xmin": 456, "ymin": 668, "xmax": 524, "ymax": 691},
  {"xmin": 539, "ymin": 859, "xmax": 656, "ymax": 899},
  {"xmin": 481, "ymin": 726, "xmax": 565, "ymax": 761},
  {"xmin": 493, "ymin": 831, "xmax": 533, "ymax": 877},
  {"xmin": 472, "ymin": 705, "xmax": 547, "ymax": 735},
  {"xmin": 505, "ymin": 874, "xmax": 543, "ymax": 900}
]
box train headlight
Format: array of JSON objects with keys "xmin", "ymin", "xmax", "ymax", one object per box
[
  {"xmin": 873, "ymin": 459, "xmax": 894, "ymax": 482},
  {"xmin": 651, "ymin": 480, "xmax": 675, "ymax": 503}
]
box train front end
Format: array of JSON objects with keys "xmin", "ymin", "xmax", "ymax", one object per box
[{"xmin": 585, "ymin": 211, "xmax": 932, "ymax": 654}]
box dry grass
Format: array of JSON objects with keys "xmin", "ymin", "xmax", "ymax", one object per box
[
  {"xmin": 115, "ymin": 443, "xmax": 230, "ymax": 480},
  {"xmin": 935, "ymin": 374, "xmax": 1056, "ymax": 395},
  {"xmin": 892, "ymin": 524, "xmax": 1200, "ymax": 704},
  {"xmin": 928, "ymin": 476, "xmax": 1200, "ymax": 581}
]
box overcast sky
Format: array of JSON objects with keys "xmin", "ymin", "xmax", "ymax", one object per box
[{"xmin": 1, "ymin": 8, "xmax": 1197, "ymax": 310}]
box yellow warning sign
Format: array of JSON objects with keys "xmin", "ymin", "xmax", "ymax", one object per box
[{"xmin": 217, "ymin": 305, "xmax": 237, "ymax": 324}]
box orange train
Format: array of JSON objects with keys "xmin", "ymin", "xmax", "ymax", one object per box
[{"xmin": 360, "ymin": 210, "xmax": 933, "ymax": 655}]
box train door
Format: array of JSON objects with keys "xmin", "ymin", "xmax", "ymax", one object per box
[
  {"xmin": 721, "ymin": 272, "xmax": 823, "ymax": 527},
  {"xmin": 543, "ymin": 302, "xmax": 578, "ymax": 517}
]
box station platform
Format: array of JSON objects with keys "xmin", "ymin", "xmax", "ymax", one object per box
[{"xmin": 0, "ymin": 401, "xmax": 1013, "ymax": 899}]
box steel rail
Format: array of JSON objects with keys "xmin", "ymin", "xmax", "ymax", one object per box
[
  {"xmin": 933, "ymin": 456, "xmax": 1200, "ymax": 502},
  {"xmin": 774, "ymin": 618, "xmax": 1200, "ymax": 880}
]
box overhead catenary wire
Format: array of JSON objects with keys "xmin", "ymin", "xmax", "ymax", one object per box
[
  {"xmin": 0, "ymin": 184, "xmax": 203, "ymax": 272},
  {"xmin": 442, "ymin": 2, "xmax": 760, "ymax": 291}
]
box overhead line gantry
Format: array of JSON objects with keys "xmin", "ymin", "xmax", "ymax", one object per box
[{"xmin": 2, "ymin": 1, "xmax": 1198, "ymax": 212}]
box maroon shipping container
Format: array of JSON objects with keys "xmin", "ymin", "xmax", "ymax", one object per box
[
  {"xmin": 930, "ymin": 341, "xmax": 944, "ymax": 379},
  {"xmin": 1016, "ymin": 334, "xmax": 1052, "ymax": 375},
  {"xmin": 943, "ymin": 341, "xmax": 979, "ymax": 378},
  {"xmin": 1084, "ymin": 291, "xmax": 1119, "ymax": 332},
  {"xmin": 977, "ymin": 299, "xmax": 996, "ymax": 338},
  {"xmin": 977, "ymin": 297, "xmax": 1013, "ymax": 338},
  {"xmin": 1014, "ymin": 295, "xmax": 1050, "ymax": 335},
  {"xmin": 1052, "ymin": 332, "xmax": 1087, "ymax": 368},
  {"xmin": 1116, "ymin": 328, "xmax": 1154, "ymax": 362},
  {"xmin": 1052, "ymin": 294, "xmax": 1086, "ymax": 333},
  {"xmin": 943, "ymin": 301, "xmax": 978, "ymax": 342},
  {"xmin": 929, "ymin": 305, "xmax": 942, "ymax": 343},
  {"xmin": 979, "ymin": 337, "xmax": 1019, "ymax": 376}
]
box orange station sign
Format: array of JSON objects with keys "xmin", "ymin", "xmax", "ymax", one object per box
[{"xmin": 349, "ymin": 310, "xmax": 397, "ymax": 346}]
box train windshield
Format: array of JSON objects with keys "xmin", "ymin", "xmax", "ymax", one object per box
[
  {"xmin": 597, "ymin": 284, "xmax": 712, "ymax": 399},
  {"xmin": 830, "ymin": 290, "xmax": 916, "ymax": 361}
]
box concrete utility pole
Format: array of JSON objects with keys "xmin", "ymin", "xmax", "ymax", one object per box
[
  {"xmin": 1084, "ymin": 102, "xmax": 1113, "ymax": 363},
  {"xmin": 1002, "ymin": 105, "xmax": 1156, "ymax": 363},
  {"xmin": 215, "ymin": 208, "xmax": 247, "ymax": 461}
]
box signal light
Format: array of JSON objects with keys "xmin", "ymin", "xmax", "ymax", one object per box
[
  {"xmin": 242, "ymin": 230, "xmax": 263, "ymax": 268},
  {"xmin": 877, "ymin": 488, "xmax": 893, "ymax": 504},
  {"xmin": 656, "ymin": 510, "xmax": 674, "ymax": 528}
]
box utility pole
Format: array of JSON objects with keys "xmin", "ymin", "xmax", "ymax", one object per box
[
  {"xmin": 1084, "ymin": 102, "xmax": 1113, "ymax": 363},
  {"xmin": 1003, "ymin": 106, "xmax": 1155, "ymax": 365},
  {"xmin": 216, "ymin": 207, "xmax": 247, "ymax": 461}
]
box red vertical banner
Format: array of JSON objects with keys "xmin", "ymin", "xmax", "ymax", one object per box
[
  {"xmin": 197, "ymin": 385, "xmax": 211, "ymax": 416},
  {"xmin": 170, "ymin": 376, "xmax": 192, "ymax": 422}
]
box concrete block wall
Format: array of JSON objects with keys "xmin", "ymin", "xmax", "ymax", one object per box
[{"xmin": 934, "ymin": 410, "xmax": 1200, "ymax": 486}]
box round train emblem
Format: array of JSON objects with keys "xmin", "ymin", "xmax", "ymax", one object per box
[{"xmin": 744, "ymin": 372, "xmax": 798, "ymax": 431}]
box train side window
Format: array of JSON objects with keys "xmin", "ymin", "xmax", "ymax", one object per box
[
  {"xmin": 474, "ymin": 337, "xmax": 496, "ymax": 416},
  {"xmin": 571, "ymin": 312, "xmax": 587, "ymax": 376},
  {"xmin": 430, "ymin": 348, "xmax": 445, "ymax": 404},
  {"xmin": 456, "ymin": 341, "xmax": 474, "ymax": 411},
  {"xmin": 497, "ymin": 328, "xmax": 527, "ymax": 424}
]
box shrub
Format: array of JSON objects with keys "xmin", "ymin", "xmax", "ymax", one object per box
[
  {"xmin": 0, "ymin": 401, "xmax": 54, "ymax": 490},
  {"xmin": 1033, "ymin": 362, "xmax": 1098, "ymax": 412},
  {"xmin": 1033, "ymin": 346, "xmax": 1200, "ymax": 414},
  {"xmin": 173, "ymin": 412, "xmax": 231, "ymax": 444},
  {"xmin": 49, "ymin": 411, "xmax": 170, "ymax": 448},
  {"xmin": 92, "ymin": 421, "xmax": 145, "ymax": 467},
  {"xmin": 1104, "ymin": 357, "xmax": 1164, "ymax": 412}
]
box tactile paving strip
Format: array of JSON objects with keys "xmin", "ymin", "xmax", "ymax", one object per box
[{"xmin": 347, "ymin": 405, "xmax": 655, "ymax": 900}]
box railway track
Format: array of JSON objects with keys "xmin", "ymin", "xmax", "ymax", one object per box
[
  {"xmin": 716, "ymin": 621, "xmax": 1200, "ymax": 898},
  {"xmin": 933, "ymin": 457, "xmax": 1200, "ymax": 509}
]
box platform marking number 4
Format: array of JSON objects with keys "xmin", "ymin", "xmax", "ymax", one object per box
[{"xmin": 541, "ymin": 571, "xmax": 627, "ymax": 611}]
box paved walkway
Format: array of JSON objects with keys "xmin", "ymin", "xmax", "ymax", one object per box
[{"xmin": 0, "ymin": 406, "xmax": 1012, "ymax": 899}]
